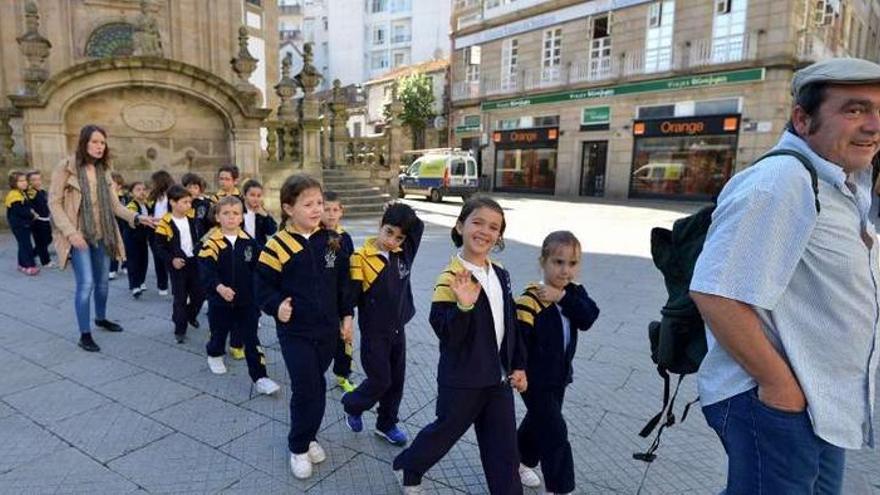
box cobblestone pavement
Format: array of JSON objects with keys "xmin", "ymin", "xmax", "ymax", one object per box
[{"xmin": 0, "ymin": 195, "xmax": 878, "ymax": 494}]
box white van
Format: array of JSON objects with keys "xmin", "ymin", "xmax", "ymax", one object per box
[{"xmin": 398, "ymin": 150, "xmax": 479, "ymax": 202}]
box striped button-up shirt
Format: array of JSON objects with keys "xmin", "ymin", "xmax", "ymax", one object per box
[{"xmin": 691, "ymin": 131, "xmax": 880, "ymax": 449}]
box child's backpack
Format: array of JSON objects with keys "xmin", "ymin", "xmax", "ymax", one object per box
[{"xmin": 633, "ymin": 149, "xmax": 820, "ymax": 463}]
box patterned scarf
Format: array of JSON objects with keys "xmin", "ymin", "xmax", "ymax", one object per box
[{"xmin": 77, "ymin": 163, "xmax": 119, "ymax": 256}]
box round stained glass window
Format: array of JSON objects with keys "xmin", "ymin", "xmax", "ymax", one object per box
[{"xmin": 85, "ymin": 23, "xmax": 135, "ymax": 58}]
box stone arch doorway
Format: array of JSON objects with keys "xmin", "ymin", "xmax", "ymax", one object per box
[
  {"xmin": 64, "ymin": 86, "xmax": 231, "ymax": 180},
  {"xmin": 11, "ymin": 57, "xmax": 269, "ymax": 180}
]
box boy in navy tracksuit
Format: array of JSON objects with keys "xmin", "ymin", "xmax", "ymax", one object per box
[
  {"xmin": 182, "ymin": 173, "xmax": 212, "ymax": 241},
  {"xmin": 155, "ymin": 185, "xmax": 205, "ymax": 343},
  {"xmin": 394, "ymin": 197, "xmax": 527, "ymax": 495},
  {"xmin": 6, "ymin": 171, "xmax": 38, "ymax": 274},
  {"xmin": 515, "ymin": 231, "xmax": 600, "ymax": 494},
  {"xmin": 199, "ymin": 196, "xmax": 281, "ymax": 394},
  {"xmin": 254, "ymin": 175, "xmax": 352, "ymax": 480},
  {"xmin": 26, "ymin": 171, "xmax": 52, "ymax": 267},
  {"xmin": 124, "ymin": 182, "xmax": 152, "ymax": 298},
  {"xmin": 321, "ymin": 190, "xmax": 356, "ymax": 392},
  {"xmin": 342, "ymin": 203, "xmax": 423, "ymax": 445}
]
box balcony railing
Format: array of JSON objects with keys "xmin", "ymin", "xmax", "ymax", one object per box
[
  {"xmin": 392, "ymin": 34, "xmax": 412, "ymax": 44},
  {"xmin": 280, "ymin": 29, "xmax": 303, "ymax": 41},
  {"xmin": 280, "ymin": 4, "xmax": 302, "ymax": 15},
  {"xmin": 452, "ymin": 33, "xmax": 762, "ymax": 102}
]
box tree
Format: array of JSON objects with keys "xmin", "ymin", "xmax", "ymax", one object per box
[{"xmin": 396, "ymin": 73, "xmax": 435, "ymax": 149}]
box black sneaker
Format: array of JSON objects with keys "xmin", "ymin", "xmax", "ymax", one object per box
[
  {"xmin": 95, "ymin": 319, "xmax": 123, "ymax": 332},
  {"xmin": 188, "ymin": 318, "xmax": 200, "ymax": 329},
  {"xmin": 78, "ymin": 334, "xmax": 101, "ymax": 352}
]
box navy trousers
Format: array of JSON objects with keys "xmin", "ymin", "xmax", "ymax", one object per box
[
  {"xmin": 206, "ymin": 303, "xmax": 266, "ymax": 382},
  {"xmin": 278, "ymin": 333, "xmax": 335, "ymax": 454},
  {"xmin": 31, "ymin": 220, "xmax": 52, "ymax": 265},
  {"xmin": 169, "ymin": 258, "xmax": 204, "ymax": 335},
  {"xmin": 331, "ymin": 333, "xmax": 354, "ymax": 378},
  {"xmin": 124, "ymin": 229, "xmax": 149, "ymax": 290},
  {"xmin": 393, "ymin": 382, "xmax": 522, "ymax": 494},
  {"xmin": 702, "ymin": 387, "xmax": 845, "ymax": 495},
  {"xmin": 12, "ymin": 227, "xmax": 35, "ymax": 268},
  {"xmin": 518, "ymin": 386, "xmax": 574, "ymax": 493},
  {"xmin": 342, "ymin": 333, "xmax": 406, "ymax": 431},
  {"xmin": 147, "ymin": 232, "xmax": 168, "ymax": 291}
]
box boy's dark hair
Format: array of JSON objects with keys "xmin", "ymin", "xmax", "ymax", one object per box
[
  {"xmin": 129, "ymin": 180, "xmax": 145, "ymax": 191},
  {"xmin": 218, "ymin": 165, "xmax": 240, "ymax": 179},
  {"xmin": 8, "ymin": 170, "xmax": 25, "ymax": 189},
  {"xmin": 166, "ymin": 184, "xmax": 192, "ymax": 202},
  {"xmin": 181, "ymin": 172, "xmax": 207, "ymax": 191},
  {"xmin": 451, "ymin": 195, "xmax": 506, "ymax": 250},
  {"xmin": 26, "ymin": 170, "xmax": 41, "ymax": 181},
  {"xmin": 242, "ymin": 179, "xmax": 263, "ymax": 196},
  {"xmin": 381, "ymin": 203, "xmax": 419, "ymax": 236},
  {"xmin": 323, "ymin": 190, "xmax": 341, "ymax": 203}
]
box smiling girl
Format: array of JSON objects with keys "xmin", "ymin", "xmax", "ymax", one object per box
[
  {"xmin": 254, "ymin": 174, "xmax": 353, "ymax": 480},
  {"xmin": 393, "ymin": 196, "xmax": 527, "ymax": 495}
]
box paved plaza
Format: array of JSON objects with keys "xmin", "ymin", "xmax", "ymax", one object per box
[{"xmin": 0, "ymin": 196, "xmax": 878, "ymax": 494}]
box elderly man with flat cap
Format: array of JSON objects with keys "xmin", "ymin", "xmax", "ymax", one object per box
[{"xmin": 689, "ymin": 58, "xmax": 880, "ymax": 494}]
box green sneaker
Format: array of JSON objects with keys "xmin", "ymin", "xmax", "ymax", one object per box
[{"xmin": 336, "ymin": 375, "xmax": 356, "ymax": 393}]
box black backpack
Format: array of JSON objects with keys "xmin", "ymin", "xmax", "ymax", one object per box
[{"xmin": 633, "ymin": 149, "xmax": 821, "ymax": 463}]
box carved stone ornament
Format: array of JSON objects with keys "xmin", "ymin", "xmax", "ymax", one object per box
[
  {"xmin": 16, "ymin": 1, "xmax": 53, "ymax": 96},
  {"xmin": 122, "ymin": 103, "xmax": 176, "ymax": 132},
  {"xmin": 230, "ymin": 26, "xmax": 260, "ymax": 105},
  {"xmin": 133, "ymin": 0, "xmax": 163, "ymax": 57},
  {"xmin": 274, "ymin": 53, "xmax": 298, "ymax": 121}
]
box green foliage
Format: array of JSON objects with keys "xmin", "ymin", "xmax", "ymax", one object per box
[{"xmin": 396, "ymin": 73, "xmax": 435, "ymax": 148}]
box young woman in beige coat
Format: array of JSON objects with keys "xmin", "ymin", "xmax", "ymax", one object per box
[{"xmin": 48, "ymin": 124, "xmax": 156, "ymax": 352}]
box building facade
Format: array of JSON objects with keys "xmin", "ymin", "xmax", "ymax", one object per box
[
  {"xmin": 1, "ymin": 0, "xmax": 279, "ymax": 180},
  {"xmin": 289, "ymin": 0, "xmax": 451, "ymax": 91},
  {"xmin": 450, "ymin": 0, "xmax": 880, "ymax": 200}
]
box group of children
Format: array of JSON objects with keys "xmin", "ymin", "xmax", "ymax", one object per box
[
  {"xmin": 6, "ymin": 164, "xmax": 601, "ymax": 494},
  {"xmin": 5, "ymin": 170, "xmax": 53, "ymax": 275},
  {"xmin": 251, "ymin": 174, "xmax": 600, "ymax": 495}
]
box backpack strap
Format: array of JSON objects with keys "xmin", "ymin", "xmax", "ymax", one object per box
[{"xmin": 755, "ymin": 149, "xmax": 821, "ymax": 214}]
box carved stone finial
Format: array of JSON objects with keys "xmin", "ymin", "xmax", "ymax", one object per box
[
  {"xmin": 133, "ymin": 0, "xmax": 163, "ymax": 57},
  {"xmin": 274, "ymin": 53, "xmax": 298, "ymax": 121},
  {"xmin": 16, "ymin": 1, "xmax": 52, "ymax": 96},
  {"xmin": 295, "ymin": 42, "xmax": 322, "ymax": 96},
  {"xmin": 230, "ymin": 26, "xmax": 261, "ymax": 107}
]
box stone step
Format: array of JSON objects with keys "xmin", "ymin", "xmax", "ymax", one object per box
[
  {"xmin": 341, "ymin": 203, "xmax": 386, "ymax": 217},
  {"xmin": 322, "ymin": 182, "xmax": 384, "ymax": 192}
]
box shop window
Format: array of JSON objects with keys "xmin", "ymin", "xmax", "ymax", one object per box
[
  {"xmin": 496, "ymin": 118, "xmax": 520, "ymax": 130},
  {"xmin": 637, "ymin": 104, "xmax": 675, "ymax": 119},
  {"xmin": 495, "ymin": 148, "xmax": 558, "ymax": 194},
  {"xmin": 695, "ymin": 98, "xmax": 740, "ymax": 116},
  {"xmin": 463, "ymin": 115, "xmax": 481, "ymax": 127},
  {"xmin": 645, "ymin": 1, "xmax": 674, "ymax": 73},
  {"xmin": 534, "ymin": 116, "xmax": 560, "ymax": 128}
]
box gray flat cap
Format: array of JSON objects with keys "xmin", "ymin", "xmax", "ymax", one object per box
[{"xmin": 792, "ymin": 58, "xmax": 880, "ymax": 96}]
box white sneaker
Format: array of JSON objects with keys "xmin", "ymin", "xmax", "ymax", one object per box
[
  {"xmin": 307, "ymin": 441, "xmax": 326, "ymax": 464},
  {"xmin": 45, "ymin": 260, "xmax": 57, "ymax": 268},
  {"xmin": 207, "ymin": 356, "xmax": 227, "ymax": 374},
  {"xmin": 255, "ymin": 377, "xmax": 280, "ymax": 395},
  {"xmin": 519, "ymin": 463, "xmax": 541, "ymax": 488},
  {"xmin": 158, "ymin": 289, "xmax": 168, "ymax": 296},
  {"xmin": 108, "ymin": 271, "xmax": 117, "ymax": 280},
  {"xmin": 290, "ymin": 452, "xmax": 312, "ymax": 479},
  {"xmin": 403, "ymin": 485, "xmax": 424, "ymax": 494},
  {"xmin": 121, "ymin": 267, "xmax": 128, "ymax": 275},
  {"xmin": 140, "ymin": 283, "xmax": 147, "ymax": 290}
]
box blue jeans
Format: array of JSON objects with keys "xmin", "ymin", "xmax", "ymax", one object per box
[
  {"xmin": 69, "ymin": 243, "xmax": 110, "ymax": 333},
  {"xmin": 702, "ymin": 388, "xmax": 845, "ymax": 495}
]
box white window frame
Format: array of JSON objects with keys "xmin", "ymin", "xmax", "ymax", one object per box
[
  {"xmin": 501, "ymin": 38, "xmax": 519, "ymax": 90},
  {"xmin": 372, "ymin": 25, "xmax": 386, "ymax": 46},
  {"xmin": 711, "ymin": 0, "xmax": 747, "ymax": 64},
  {"xmin": 541, "ymin": 28, "xmax": 563, "ymax": 85},
  {"xmin": 589, "ymin": 14, "xmax": 612, "ymax": 80},
  {"xmin": 465, "ymin": 46, "xmax": 481, "ymax": 83},
  {"xmin": 645, "ymin": 0, "xmax": 674, "ymax": 73}
]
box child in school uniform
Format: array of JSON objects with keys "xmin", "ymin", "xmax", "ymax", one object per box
[
  {"xmin": 211, "ymin": 165, "xmax": 243, "ymax": 204},
  {"xmin": 108, "ymin": 172, "xmax": 130, "ymax": 279},
  {"xmin": 342, "ymin": 202, "xmax": 423, "ymax": 446},
  {"xmin": 199, "ymin": 195, "xmax": 281, "ymax": 395},
  {"xmin": 6, "ymin": 171, "xmax": 38, "ymax": 275},
  {"xmin": 148, "ymin": 170, "xmax": 174, "ymax": 295},
  {"xmin": 154, "ymin": 184, "xmax": 205, "ymax": 343},
  {"xmin": 26, "ymin": 170, "xmax": 53, "ymax": 268},
  {"xmin": 242, "ymin": 179, "xmax": 277, "ymax": 248},
  {"xmin": 515, "ymin": 231, "xmax": 600, "ymax": 495},
  {"xmin": 255, "ymin": 174, "xmax": 353, "ymax": 480},
  {"xmin": 321, "ymin": 190, "xmax": 357, "ymax": 393},
  {"xmin": 393, "ymin": 196, "xmax": 527, "ymax": 495},
  {"xmin": 181, "ymin": 172, "xmax": 212, "ymax": 241},
  {"xmin": 124, "ymin": 182, "xmax": 152, "ymax": 298}
]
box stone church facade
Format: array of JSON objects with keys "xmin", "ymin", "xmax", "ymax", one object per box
[{"xmin": 0, "ymin": 0, "xmax": 280, "ymax": 183}]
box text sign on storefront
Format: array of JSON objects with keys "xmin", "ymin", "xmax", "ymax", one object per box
[
  {"xmin": 633, "ymin": 115, "xmax": 740, "ymax": 138},
  {"xmin": 481, "ymin": 68, "xmax": 765, "ymax": 111},
  {"xmin": 492, "ymin": 127, "xmax": 559, "ymax": 146},
  {"xmin": 581, "ymin": 106, "xmax": 611, "ymax": 126}
]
